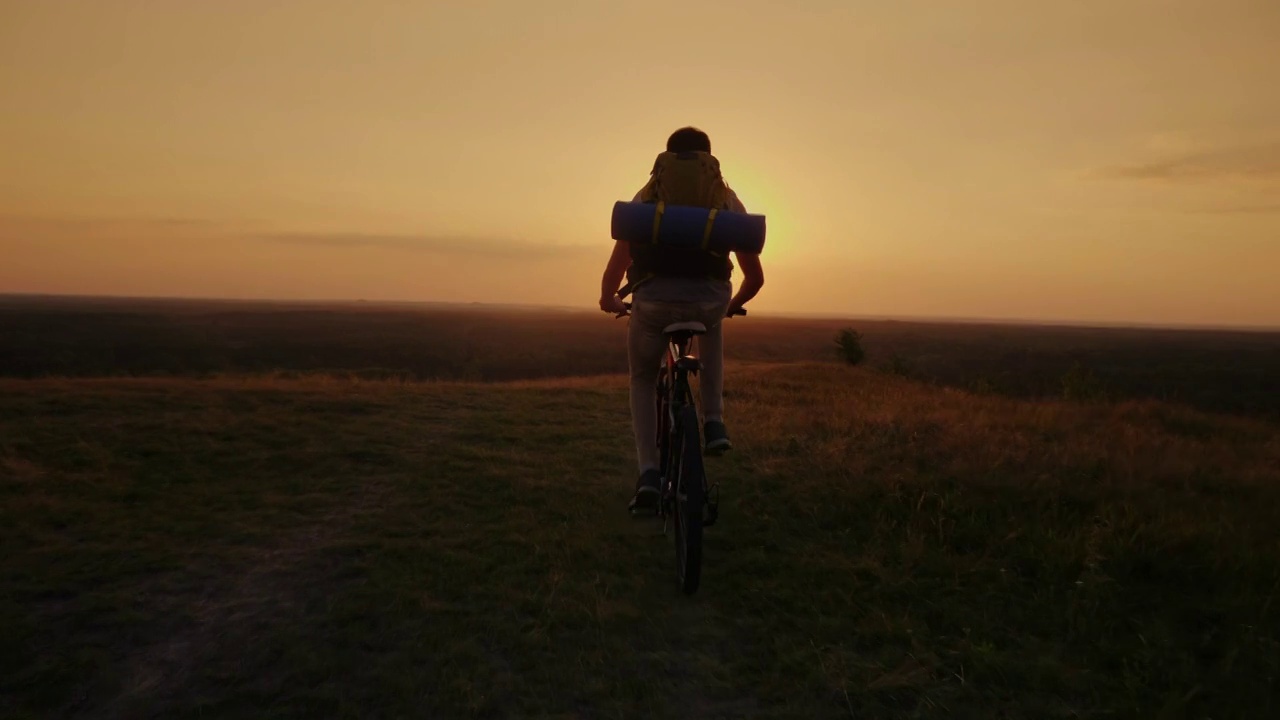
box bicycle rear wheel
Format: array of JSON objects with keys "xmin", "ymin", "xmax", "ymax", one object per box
[
  {"xmin": 655, "ymin": 367, "xmax": 670, "ymax": 472},
  {"xmin": 673, "ymin": 404, "xmax": 705, "ymax": 595}
]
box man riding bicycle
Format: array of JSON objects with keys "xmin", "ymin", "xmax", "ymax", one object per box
[{"xmin": 598, "ymin": 126, "xmax": 766, "ymax": 514}]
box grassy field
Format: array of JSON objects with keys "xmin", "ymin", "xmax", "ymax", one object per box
[{"xmin": 4, "ymin": 357, "xmax": 1278, "ymax": 717}]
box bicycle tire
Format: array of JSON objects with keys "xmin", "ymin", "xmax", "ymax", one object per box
[
  {"xmin": 673, "ymin": 404, "xmax": 705, "ymax": 595},
  {"xmin": 655, "ymin": 367, "xmax": 669, "ymax": 470}
]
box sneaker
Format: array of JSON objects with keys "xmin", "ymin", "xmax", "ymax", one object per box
[
  {"xmin": 628, "ymin": 468, "xmax": 662, "ymax": 515},
  {"xmin": 704, "ymin": 420, "xmax": 733, "ymax": 455}
]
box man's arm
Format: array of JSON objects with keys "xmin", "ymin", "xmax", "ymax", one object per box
[
  {"xmin": 598, "ymin": 240, "xmax": 630, "ymax": 313},
  {"xmin": 727, "ymin": 250, "xmax": 764, "ymax": 315},
  {"xmin": 595, "ymin": 184, "xmax": 649, "ymax": 313},
  {"xmin": 723, "ymin": 187, "xmax": 762, "ymax": 314}
]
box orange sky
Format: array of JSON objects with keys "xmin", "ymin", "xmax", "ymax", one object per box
[{"xmin": 2, "ymin": 0, "xmax": 1278, "ymax": 327}]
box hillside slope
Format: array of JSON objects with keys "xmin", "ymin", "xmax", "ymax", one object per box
[{"xmin": 3, "ymin": 364, "xmax": 1277, "ymax": 718}]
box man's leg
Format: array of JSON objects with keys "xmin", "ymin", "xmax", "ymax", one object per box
[
  {"xmin": 698, "ymin": 308, "xmax": 725, "ymax": 423},
  {"xmin": 696, "ymin": 300, "xmax": 732, "ymax": 452},
  {"xmin": 628, "ymin": 300, "xmax": 668, "ymax": 475}
]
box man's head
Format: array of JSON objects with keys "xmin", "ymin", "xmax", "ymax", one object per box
[{"xmin": 666, "ymin": 126, "xmax": 712, "ymax": 154}]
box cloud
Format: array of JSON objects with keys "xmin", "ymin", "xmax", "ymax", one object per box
[
  {"xmin": 0, "ymin": 217, "xmax": 602, "ymax": 259},
  {"xmin": 259, "ymin": 232, "xmax": 595, "ymax": 259},
  {"xmin": 0, "ymin": 214, "xmax": 258, "ymax": 243},
  {"xmin": 0, "ymin": 214, "xmax": 249, "ymax": 231},
  {"xmin": 1102, "ymin": 141, "xmax": 1280, "ymax": 182},
  {"xmin": 1189, "ymin": 202, "xmax": 1280, "ymax": 215}
]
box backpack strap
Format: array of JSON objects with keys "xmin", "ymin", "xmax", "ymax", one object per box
[{"xmin": 701, "ymin": 208, "xmax": 718, "ymax": 249}]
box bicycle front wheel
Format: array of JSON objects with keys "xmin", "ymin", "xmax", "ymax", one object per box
[{"xmin": 673, "ymin": 404, "xmax": 705, "ymax": 595}]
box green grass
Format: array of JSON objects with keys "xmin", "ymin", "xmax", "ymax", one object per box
[{"xmin": 2, "ymin": 365, "xmax": 1278, "ymax": 718}]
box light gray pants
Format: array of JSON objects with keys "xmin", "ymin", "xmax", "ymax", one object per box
[{"xmin": 628, "ymin": 295, "xmax": 730, "ymax": 474}]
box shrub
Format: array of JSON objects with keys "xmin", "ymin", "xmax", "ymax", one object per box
[{"xmin": 834, "ymin": 328, "xmax": 866, "ymax": 365}]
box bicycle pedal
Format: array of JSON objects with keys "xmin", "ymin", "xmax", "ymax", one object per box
[{"xmin": 704, "ymin": 484, "xmax": 720, "ymax": 526}]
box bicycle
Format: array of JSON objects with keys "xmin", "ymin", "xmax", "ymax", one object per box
[{"xmin": 617, "ymin": 298, "xmax": 746, "ymax": 595}]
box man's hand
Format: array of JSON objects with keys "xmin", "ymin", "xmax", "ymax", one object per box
[
  {"xmin": 600, "ymin": 294, "xmax": 627, "ymax": 315},
  {"xmin": 728, "ymin": 250, "xmax": 764, "ymax": 316},
  {"xmin": 599, "ymin": 240, "xmax": 631, "ymax": 315}
]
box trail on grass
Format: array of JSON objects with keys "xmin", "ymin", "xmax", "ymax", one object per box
[{"xmin": 109, "ymin": 472, "xmax": 397, "ymax": 718}]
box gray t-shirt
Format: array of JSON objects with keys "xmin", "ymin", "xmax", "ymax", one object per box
[{"xmin": 634, "ymin": 276, "xmax": 732, "ymax": 305}]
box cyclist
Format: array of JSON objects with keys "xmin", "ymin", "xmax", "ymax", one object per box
[{"xmin": 597, "ymin": 126, "xmax": 765, "ymax": 513}]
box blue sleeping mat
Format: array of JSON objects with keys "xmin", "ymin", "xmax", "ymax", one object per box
[{"xmin": 610, "ymin": 201, "xmax": 766, "ymax": 254}]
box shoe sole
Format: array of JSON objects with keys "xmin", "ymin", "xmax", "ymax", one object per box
[
  {"xmin": 705, "ymin": 439, "xmax": 732, "ymax": 456},
  {"xmin": 628, "ymin": 486, "xmax": 660, "ymax": 516}
]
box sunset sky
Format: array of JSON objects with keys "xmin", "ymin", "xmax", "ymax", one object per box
[{"xmin": 2, "ymin": 0, "xmax": 1277, "ymax": 327}]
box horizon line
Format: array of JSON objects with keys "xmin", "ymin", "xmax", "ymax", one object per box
[{"xmin": 2, "ymin": 291, "xmax": 1278, "ymax": 334}]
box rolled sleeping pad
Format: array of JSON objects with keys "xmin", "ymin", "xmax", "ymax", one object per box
[{"xmin": 610, "ymin": 201, "xmax": 766, "ymax": 254}]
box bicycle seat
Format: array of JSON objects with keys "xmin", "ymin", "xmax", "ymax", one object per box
[{"xmin": 663, "ymin": 321, "xmax": 707, "ymax": 336}]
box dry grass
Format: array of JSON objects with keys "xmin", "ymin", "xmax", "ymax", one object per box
[{"xmin": 2, "ymin": 363, "xmax": 1278, "ymax": 718}]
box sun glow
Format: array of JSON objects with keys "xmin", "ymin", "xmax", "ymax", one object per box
[{"xmin": 724, "ymin": 172, "xmax": 794, "ymax": 263}]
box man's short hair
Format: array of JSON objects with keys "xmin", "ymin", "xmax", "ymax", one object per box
[{"xmin": 666, "ymin": 126, "xmax": 712, "ymax": 153}]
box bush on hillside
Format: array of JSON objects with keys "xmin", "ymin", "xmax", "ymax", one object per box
[{"xmin": 835, "ymin": 328, "xmax": 866, "ymax": 365}]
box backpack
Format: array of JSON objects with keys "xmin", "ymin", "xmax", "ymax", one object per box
[
  {"xmin": 627, "ymin": 151, "xmax": 734, "ymax": 286},
  {"xmin": 639, "ymin": 151, "xmax": 730, "ymax": 209}
]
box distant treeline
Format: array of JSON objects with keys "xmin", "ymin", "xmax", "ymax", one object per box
[{"xmin": 3, "ymin": 296, "xmax": 1279, "ymax": 419}]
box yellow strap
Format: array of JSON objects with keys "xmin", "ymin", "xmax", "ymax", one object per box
[
  {"xmin": 701, "ymin": 208, "xmax": 718, "ymax": 249},
  {"xmin": 651, "ymin": 201, "xmax": 665, "ymax": 244}
]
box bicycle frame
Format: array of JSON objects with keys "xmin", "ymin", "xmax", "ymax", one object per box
[{"xmin": 657, "ymin": 332, "xmax": 700, "ymax": 519}]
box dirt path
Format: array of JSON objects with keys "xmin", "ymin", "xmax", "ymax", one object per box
[{"xmin": 98, "ymin": 475, "xmax": 396, "ymax": 720}]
